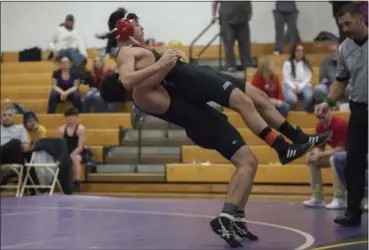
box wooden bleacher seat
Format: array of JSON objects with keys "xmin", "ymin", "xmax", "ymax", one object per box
[
  {"xmin": 0, "ymin": 99, "xmax": 133, "ymax": 113},
  {"xmin": 258, "ymin": 54, "xmax": 327, "ymax": 67},
  {"xmin": 1, "ymin": 41, "xmax": 330, "ymax": 63},
  {"xmin": 1, "ymin": 60, "xmax": 117, "ymax": 74},
  {"xmin": 246, "ymin": 67, "xmax": 320, "ymax": 85},
  {"xmin": 89, "ymin": 146, "xmax": 103, "ymax": 162},
  {"xmin": 88, "ymin": 173, "xmax": 165, "ymax": 182},
  {"xmin": 1, "ymin": 85, "xmax": 90, "ymax": 100},
  {"xmin": 47, "ymin": 129, "xmax": 119, "ymax": 146},
  {"xmin": 12, "ymin": 113, "xmax": 132, "ymax": 130},
  {"xmin": 182, "ymin": 145, "xmax": 307, "ymax": 164},
  {"xmin": 225, "ymin": 111, "xmax": 349, "ymax": 128},
  {"xmin": 166, "ymin": 164, "xmax": 333, "ymax": 185}
]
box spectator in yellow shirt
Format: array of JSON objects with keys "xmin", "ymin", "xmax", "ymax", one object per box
[{"xmin": 23, "ymin": 112, "xmax": 47, "ymax": 149}]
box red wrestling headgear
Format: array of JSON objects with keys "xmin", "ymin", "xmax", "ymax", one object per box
[{"xmin": 114, "ymin": 13, "xmax": 139, "ymax": 40}]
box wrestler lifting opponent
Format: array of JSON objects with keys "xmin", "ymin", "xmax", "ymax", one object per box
[
  {"xmin": 101, "ymin": 13, "xmax": 331, "ymax": 248},
  {"xmin": 113, "ymin": 14, "xmax": 331, "ymax": 162}
]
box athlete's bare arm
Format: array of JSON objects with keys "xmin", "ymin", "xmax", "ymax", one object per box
[
  {"xmin": 118, "ymin": 47, "xmax": 162, "ymax": 89},
  {"xmin": 118, "ymin": 47, "xmax": 179, "ymax": 89}
]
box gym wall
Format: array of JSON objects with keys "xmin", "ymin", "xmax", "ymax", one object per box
[{"xmin": 1, "ymin": 1, "xmax": 338, "ymax": 52}]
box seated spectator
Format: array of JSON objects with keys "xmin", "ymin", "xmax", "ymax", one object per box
[
  {"xmin": 49, "ymin": 14, "xmax": 87, "ymax": 68},
  {"xmin": 251, "ymin": 58, "xmax": 289, "ymax": 117},
  {"xmin": 313, "ymin": 41, "xmax": 339, "ymax": 104},
  {"xmin": 332, "ymin": 152, "xmax": 368, "ymax": 211},
  {"xmin": 303, "ymin": 109, "xmax": 347, "ymax": 209},
  {"xmin": 83, "ymin": 56, "xmax": 118, "ymax": 113},
  {"xmin": 3, "ymin": 98, "xmax": 28, "ymax": 114},
  {"xmin": 58, "ymin": 108, "xmax": 86, "ymax": 192},
  {"xmin": 23, "ymin": 112, "xmax": 47, "ymax": 151},
  {"xmin": 47, "ymin": 56, "xmax": 82, "ymax": 113},
  {"xmin": 282, "ymin": 44, "xmax": 313, "ymax": 112},
  {"xmin": 0, "ymin": 106, "xmax": 30, "ymax": 185}
]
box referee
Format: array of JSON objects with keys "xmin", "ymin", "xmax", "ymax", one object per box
[{"xmin": 315, "ymin": 3, "xmax": 368, "ymax": 227}]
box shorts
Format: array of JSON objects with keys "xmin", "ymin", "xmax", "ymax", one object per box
[
  {"xmin": 167, "ymin": 62, "xmax": 246, "ymax": 108},
  {"xmin": 184, "ymin": 101, "xmax": 246, "ymax": 161},
  {"xmin": 144, "ymin": 84, "xmax": 246, "ymax": 161}
]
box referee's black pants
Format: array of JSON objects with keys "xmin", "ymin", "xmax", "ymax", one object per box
[{"xmin": 345, "ymin": 101, "xmax": 368, "ymax": 216}]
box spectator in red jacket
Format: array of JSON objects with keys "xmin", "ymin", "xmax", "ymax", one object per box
[
  {"xmin": 82, "ymin": 56, "xmax": 118, "ymax": 113},
  {"xmin": 252, "ymin": 58, "xmax": 289, "ymax": 117}
]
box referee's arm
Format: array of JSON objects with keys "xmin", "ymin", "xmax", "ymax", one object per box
[{"xmin": 327, "ymin": 46, "xmax": 350, "ymax": 102}]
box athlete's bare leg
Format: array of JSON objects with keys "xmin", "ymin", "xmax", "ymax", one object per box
[
  {"xmin": 227, "ymin": 88, "xmax": 298, "ymax": 163},
  {"xmin": 210, "ymin": 145, "xmax": 259, "ymax": 247},
  {"xmin": 230, "ymin": 146, "xmax": 258, "ymax": 240},
  {"xmin": 224, "ymin": 146, "xmax": 257, "ymax": 209},
  {"xmin": 244, "ymin": 83, "xmax": 285, "ymax": 128}
]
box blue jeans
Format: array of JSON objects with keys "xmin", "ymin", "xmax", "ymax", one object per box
[
  {"xmin": 58, "ymin": 48, "xmax": 84, "ymax": 67},
  {"xmin": 333, "ymin": 152, "xmax": 368, "ymax": 196},
  {"xmin": 283, "ymin": 84, "xmax": 313, "ymax": 111},
  {"xmin": 313, "ymin": 83, "xmax": 329, "ymax": 104},
  {"xmin": 82, "ymin": 88, "xmax": 118, "ymax": 113},
  {"xmin": 47, "ymin": 90, "xmax": 82, "ymax": 113},
  {"xmin": 314, "ymin": 83, "xmax": 351, "ymax": 104},
  {"xmin": 277, "ymin": 102, "xmax": 290, "ymax": 117}
]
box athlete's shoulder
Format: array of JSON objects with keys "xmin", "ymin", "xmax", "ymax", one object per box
[
  {"xmin": 117, "ymin": 46, "xmax": 134, "ymax": 55},
  {"xmin": 117, "ymin": 46, "xmax": 135, "ymax": 63}
]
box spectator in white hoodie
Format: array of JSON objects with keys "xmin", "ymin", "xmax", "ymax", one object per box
[
  {"xmin": 282, "ymin": 44, "xmax": 313, "ymax": 112},
  {"xmin": 49, "ymin": 14, "xmax": 87, "ymax": 68}
]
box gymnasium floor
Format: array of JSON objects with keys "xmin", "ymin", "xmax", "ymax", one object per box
[{"xmin": 1, "ymin": 195, "xmax": 367, "ymax": 250}]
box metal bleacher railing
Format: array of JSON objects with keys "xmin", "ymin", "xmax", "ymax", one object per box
[{"xmin": 189, "ymin": 20, "xmax": 223, "ymax": 70}]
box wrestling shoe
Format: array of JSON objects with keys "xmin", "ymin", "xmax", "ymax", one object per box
[
  {"xmin": 210, "ymin": 213, "xmax": 243, "ymax": 248},
  {"xmin": 233, "ymin": 213, "xmax": 259, "ymax": 241},
  {"xmin": 294, "ymin": 127, "xmax": 332, "ymax": 147},
  {"xmin": 278, "ymin": 141, "xmax": 313, "ymax": 165}
]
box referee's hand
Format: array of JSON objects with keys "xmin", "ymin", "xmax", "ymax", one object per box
[{"xmin": 315, "ymin": 102, "xmax": 330, "ymax": 116}]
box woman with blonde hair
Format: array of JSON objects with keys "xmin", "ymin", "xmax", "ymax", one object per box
[
  {"xmin": 252, "ymin": 57, "xmax": 289, "ymax": 117},
  {"xmin": 82, "ymin": 55, "xmax": 117, "ymax": 113}
]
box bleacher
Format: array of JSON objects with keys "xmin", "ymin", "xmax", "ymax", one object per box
[{"xmin": 1, "ymin": 41, "xmax": 346, "ymax": 197}]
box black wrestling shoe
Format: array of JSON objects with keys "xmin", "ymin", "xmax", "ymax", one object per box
[
  {"xmin": 334, "ymin": 212, "xmax": 362, "ymax": 227},
  {"xmin": 294, "ymin": 127, "xmax": 332, "ymax": 147},
  {"xmin": 210, "ymin": 213, "xmax": 243, "ymax": 248},
  {"xmin": 233, "ymin": 215, "xmax": 259, "ymax": 241},
  {"xmin": 279, "ymin": 141, "xmax": 313, "ymax": 165}
]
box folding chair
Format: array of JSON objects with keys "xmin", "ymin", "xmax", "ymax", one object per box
[
  {"xmin": 20, "ymin": 150, "xmax": 62, "ymax": 197},
  {"xmin": 0, "ymin": 164, "xmax": 24, "ymax": 197}
]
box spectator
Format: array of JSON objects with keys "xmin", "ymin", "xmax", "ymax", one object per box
[
  {"xmin": 212, "ymin": 1, "xmax": 254, "ymax": 71},
  {"xmin": 303, "ymin": 109, "xmax": 347, "ymax": 209},
  {"xmin": 282, "ymin": 44, "xmax": 313, "ymax": 112},
  {"xmin": 23, "ymin": 112, "xmax": 47, "ymax": 151},
  {"xmin": 82, "ymin": 56, "xmax": 117, "ymax": 113},
  {"xmin": 330, "ymin": 1, "xmax": 351, "ymax": 42},
  {"xmin": 58, "ymin": 107, "xmax": 86, "ymax": 192},
  {"xmin": 47, "ymin": 56, "xmax": 82, "ymax": 113},
  {"xmin": 0, "ymin": 106, "xmax": 30, "ymax": 185},
  {"xmin": 313, "ymin": 41, "xmax": 339, "ymax": 104},
  {"xmin": 2, "ymin": 98, "xmax": 28, "ymax": 114},
  {"xmin": 352, "ymin": 1, "xmax": 368, "ymax": 25},
  {"xmin": 95, "ymin": 7, "xmax": 128, "ymax": 58},
  {"xmin": 251, "ymin": 58, "xmax": 289, "ymax": 117},
  {"xmin": 273, "ymin": 0, "xmax": 301, "ymax": 54},
  {"xmin": 332, "ymin": 152, "xmax": 368, "ymax": 211},
  {"xmin": 49, "ymin": 14, "xmax": 87, "ymax": 68}
]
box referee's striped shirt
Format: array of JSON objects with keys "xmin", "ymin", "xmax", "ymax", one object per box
[{"xmin": 336, "ymin": 36, "xmax": 368, "ymax": 104}]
